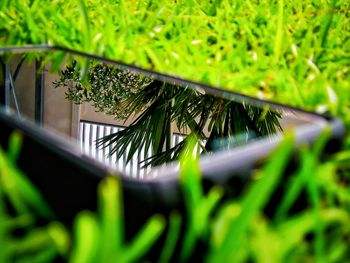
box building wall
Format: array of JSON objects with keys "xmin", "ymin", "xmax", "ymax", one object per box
[
  {"xmin": 43, "ymin": 67, "xmax": 78, "ymax": 138},
  {"xmin": 80, "ymin": 102, "xmax": 138, "ymax": 127},
  {"xmin": 10, "ymin": 57, "xmax": 36, "ymax": 120},
  {"xmin": 10, "ymin": 56, "xmax": 79, "ymax": 139}
]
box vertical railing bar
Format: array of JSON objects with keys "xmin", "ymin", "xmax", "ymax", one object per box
[
  {"xmin": 102, "ymin": 126, "xmax": 107, "ymax": 159},
  {"xmin": 4, "ymin": 65, "xmax": 11, "ymax": 113},
  {"xmin": 83, "ymin": 123, "xmax": 89, "ymax": 154},
  {"xmin": 89, "ymin": 123, "xmax": 93, "ymax": 157},
  {"xmin": 96, "ymin": 124, "xmax": 100, "ymax": 160},
  {"xmin": 35, "ymin": 59, "xmax": 44, "ymax": 126},
  {"xmin": 123, "ymin": 143, "xmax": 127, "ymax": 173},
  {"xmin": 137, "ymin": 149, "xmax": 141, "ymax": 179},
  {"xmin": 80, "ymin": 122, "xmax": 83, "ymax": 150},
  {"xmin": 130, "ymin": 147, "xmax": 134, "ymax": 177},
  {"xmin": 108, "ymin": 126, "xmax": 113, "ymax": 166},
  {"xmin": 8, "ymin": 71, "xmax": 20, "ymax": 116},
  {"xmin": 94, "ymin": 125, "xmax": 98, "ymax": 159}
]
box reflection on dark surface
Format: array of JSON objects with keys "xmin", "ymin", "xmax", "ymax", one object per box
[
  {"xmin": 53, "ymin": 60, "xmax": 282, "ymax": 167},
  {"xmin": 1, "ymin": 52, "xmax": 287, "ymax": 177}
]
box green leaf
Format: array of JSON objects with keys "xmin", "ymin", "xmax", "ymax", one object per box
[
  {"xmin": 123, "ymin": 214, "xmax": 165, "ymax": 263},
  {"xmin": 7, "ymin": 130, "xmax": 23, "ymax": 163},
  {"xmin": 98, "ymin": 176, "xmax": 123, "ymax": 261},
  {"xmin": 158, "ymin": 212, "xmax": 182, "ymax": 263},
  {"xmin": 70, "ymin": 211, "xmax": 99, "ymax": 263}
]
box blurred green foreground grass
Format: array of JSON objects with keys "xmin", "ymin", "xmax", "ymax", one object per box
[{"xmin": 1, "ymin": 130, "xmax": 350, "ymax": 262}]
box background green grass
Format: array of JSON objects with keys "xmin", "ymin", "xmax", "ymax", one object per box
[
  {"xmin": 1, "ymin": 0, "xmax": 349, "ymax": 115},
  {"xmin": 1, "ymin": 0, "xmax": 350, "ymax": 262}
]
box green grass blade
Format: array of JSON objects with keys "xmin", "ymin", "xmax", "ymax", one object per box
[
  {"xmin": 158, "ymin": 212, "xmax": 182, "ymax": 263},
  {"xmin": 70, "ymin": 211, "xmax": 99, "ymax": 263},
  {"xmin": 98, "ymin": 176, "xmax": 123, "ymax": 261},
  {"xmin": 123, "ymin": 214, "xmax": 165, "ymax": 263}
]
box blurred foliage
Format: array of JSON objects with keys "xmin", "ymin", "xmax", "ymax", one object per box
[
  {"xmin": 0, "ymin": 133, "xmax": 165, "ymax": 263},
  {"xmin": 178, "ymin": 132, "xmax": 350, "ymax": 262},
  {"xmin": 0, "ymin": 132, "xmax": 69, "ymax": 263},
  {"xmin": 70, "ymin": 176, "xmax": 165, "ymax": 263},
  {"xmin": 52, "ymin": 60, "xmax": 152, "ymax": 119},
  {"xmin": 2, "ymin": 129, "xmax": 350, "ymax": 262}
]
